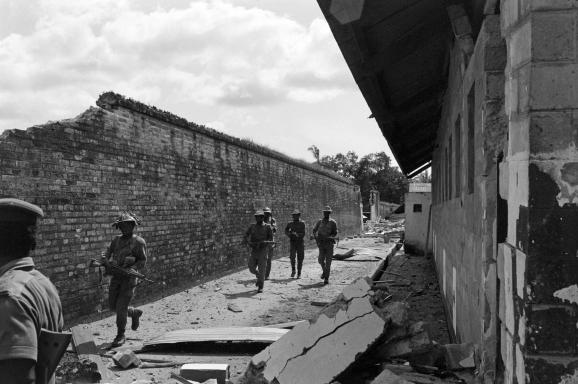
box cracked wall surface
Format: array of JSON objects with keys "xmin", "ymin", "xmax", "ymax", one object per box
[{"xmin": 0, "ymin": 93, "xmax": 362, "ymax": 325}]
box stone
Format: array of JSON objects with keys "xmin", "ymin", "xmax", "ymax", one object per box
[
  {"xmin": 180, "ymin": 363, "xmax": 230, "ymax": 384},
  {"xmin": 112, "ymin": 349, "xmax": 141, "ymax": 369},
  {"xmin": 238, "ymin": 277, "xmax": 395, "ymax": 384}
]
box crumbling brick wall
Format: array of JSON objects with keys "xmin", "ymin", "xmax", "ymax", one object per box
[{"xmin": 0, "ymin": 92, "xmax": 361, "ymax": 325}]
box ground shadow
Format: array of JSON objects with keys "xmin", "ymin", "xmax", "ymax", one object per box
[
  {"xmin": 223, "ymin": 290, "xmax": 259, "ymax": 299},
  {"xmin": 298, "ymin": 282, "xmax": 325, "ymax": 290},
  {"xmin": 236, "ymin": 278, "xmax": 257, "ymax": 285},
  {"xmin": 140, "ymin": 341, "xmax": 268, "ymax": 355},
  {"xmin": 268, "ymin": 278, "xmax": 296, "ymax": 284},
  {"xmin": 338, "ymin": 259, "xmax": 380, "ymax": 263}
]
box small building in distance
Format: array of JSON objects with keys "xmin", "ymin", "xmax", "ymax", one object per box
[{"xmin": 404, "ymin": 183, "xmax": 431, "ymax": 255}]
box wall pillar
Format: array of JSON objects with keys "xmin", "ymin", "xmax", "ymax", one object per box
[
  {"xmin": 370, "ymin": 189, "xmax": 380, "ymax": 220},
  {"xmin": 500, "ymin": 1, "xmax": 578, "ymax": 383}
]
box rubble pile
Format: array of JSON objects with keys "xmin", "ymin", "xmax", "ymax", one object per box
[
  {"xmin": 236, "ymin": 277, "xmax": 475, "ymax": 384},
  {"xmin": 363, "ymin": 218, "xmax": 405, "ymax": 242}
]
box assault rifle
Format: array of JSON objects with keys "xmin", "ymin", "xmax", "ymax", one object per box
[
  {"xmin": 89, "ymin": 258, "xmax": 163, "ymax": 285},
  {"xmin": 310, "ymin": 235, "xmax": 340, "ymax": 246}
]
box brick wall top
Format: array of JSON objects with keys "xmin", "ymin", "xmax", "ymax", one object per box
[{"xmin": 96, "ymin": 91, "xmax": 352, "ymax": 185}]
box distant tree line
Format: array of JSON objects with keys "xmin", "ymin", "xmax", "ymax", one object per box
[{"xmin": 308, "ymin": 145, "xmax": 431, "ymax": 211}]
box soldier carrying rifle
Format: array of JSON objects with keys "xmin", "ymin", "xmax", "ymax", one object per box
[
  {"xmin": 100, "ymin": 212, "xmax": 146, "ymax": 347},
  {"xmin": 243, "ymin": 210, "xmax": 273, "ymax": 293}
]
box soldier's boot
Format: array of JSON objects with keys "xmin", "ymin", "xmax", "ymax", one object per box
[
  {"xmin": 297, "ymin": 268, "xmax": 301, "ymax": 279},
  {"xmin": 111, "ymin": 331, "xmax": 126, "ymax": 348},
  {"xmin": 257, "ymin": 282, "xmax": 264, "ymax": 293},
  {"xmin": 129, "ymin": 308, "xmax": 143, "ymax": 331},
  {"xmin": 290, "ymin": 260, "xmax": 296, "ymax": 278},
  {"xmin": 291, "ymin": 269, "xmax": 295, "ymax": 278}
]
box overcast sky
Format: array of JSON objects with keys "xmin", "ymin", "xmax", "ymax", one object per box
[{"xmin": 0, "ymin": 0, "xmax": 396, "ymax": 165}]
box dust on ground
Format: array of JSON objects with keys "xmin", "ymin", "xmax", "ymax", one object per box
[{"xmin": 72, "ymin": 237, "xmax": 395, "ymax": 384}]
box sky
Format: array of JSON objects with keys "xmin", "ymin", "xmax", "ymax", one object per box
[{"xmin": 0, "ymin": 0, "xmax": 397, "ymax": 165}]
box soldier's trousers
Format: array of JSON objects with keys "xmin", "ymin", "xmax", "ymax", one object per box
[
  {"xmin": 265, "ymin": 244, "xmax": 275, "ymax": 279},
  {"xmin": 289, "ymin": 241, "xmax": 305, "ymax": 273},
  {"xmin": 317, "ymin": 244, "xmax": 334, "ymax": 279},
  {"xmin": 249, "ymin": 246, "xmax": 268, "ymax": 288},
  {"xmin": 109, "ymin": 276, "xmax": 137, "ymax": 332}
]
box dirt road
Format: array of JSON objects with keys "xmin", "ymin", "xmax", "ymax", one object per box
[{"xmin": 83, "ymin": 237, "xmax": 395, "ymax": 383}]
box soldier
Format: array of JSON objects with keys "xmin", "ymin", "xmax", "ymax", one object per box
[
  {"xmin": 284, "ymin": 209, "xmax": 306, "ymax": 278},
  {"xmin": 100, "ymin": 212, "xmax": 147, "ymax": 348},
  {"xmin": 0, "ymin": 198, "xmax": 64, "ymax": 384},
  {"xmin": 312, "ymin": 206, "xmax": 338, "ymax": 285},
  {"xmin": 244, "ymin": 210, "xmax": 273, "ymax": 293},
  {"xmin": 263, "ymin": 207, "xmax": 277, "ymax": 280}
]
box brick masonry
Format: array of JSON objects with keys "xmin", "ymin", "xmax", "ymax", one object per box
[
  {"xmin": 431, "ymin": 15, "xmax": 507, "ymax": 384},
  {"xmin": 0, "ymin": 92, "xmax": 361, "ymax": 325}
]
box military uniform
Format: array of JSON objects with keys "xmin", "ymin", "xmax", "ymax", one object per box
[
  {"xmin": 263, "ymin": 208, "xmax": 277, "ymax": 279},
  {"xmin": 284, "ymin": 210, "xmax": 306, "ymax": 278},
  {"xmin": 102, "ymin": 213, "xmax": 146, "ymax": 347},
  {"xmin": 0, "ymin": 198, "xmax": 64, "ymax": 384},
  {"xmin": 245, "ymin": 211, "xmax": 273, "ymax": 292},
  {"xmin": 312, "ymin": 206, "xmax": 338, "ymax": 284}
]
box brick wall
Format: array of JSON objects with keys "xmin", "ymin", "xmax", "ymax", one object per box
[
  {"xmin": 431, "ymin": 14, "xmax": 507, "ymax": 383},
  {"xmin": 0, "ymin": 92, "xmax": 361, "ymax": 325}
]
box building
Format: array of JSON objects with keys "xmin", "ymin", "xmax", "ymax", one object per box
[
  {"xmin": 318, "ymin": 0, "xmax": 578, "ymax": 382},
  {"xmin": 404, "ymin": 183, "xmax": 432, "ymax": 255}
]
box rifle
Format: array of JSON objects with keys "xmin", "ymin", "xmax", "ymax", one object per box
[
  {"xmin": 245, "ymin": 240, "xmax": 276, "ymax": 250},
  {"xmin": 310, "ymin": 235, "xmax": 340, "ymax": 246},
  {"xmin": 90, "ymin": 258, "xmax": 163, "ymax": 285}
]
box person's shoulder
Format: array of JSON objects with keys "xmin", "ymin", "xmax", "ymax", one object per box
[
  {"xmin": 132, "ymin": 234, "xmax": 146, "ymax": 245},
  {"xmin": 0, "ymin": 269, "xmax": 34, "ymax": 297},
  {"xmin": 329, "ymin": 218, "xmax": 337, "ymax": 224}
]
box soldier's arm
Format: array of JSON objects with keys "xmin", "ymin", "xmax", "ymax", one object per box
[
  {"xmin": 312, "ymin": 220, "xmax": 320, "ymax": 237},
  {"xmin": 243, "ymin": 226, "xmax": 252, "ymax": 246},
  {"xmin": 133, "ymin": 238, "xmax": 147, "ymax": 270},
  {"xmin": 0, "ymin": 296, "xmax": 38, "ymax": 384},
  {"xmin": 266, "ymin": 225, "xmax": 273, "ymax": 242},
  {"xmin": 331, "ymin": 221, "xmax": 338, "ymax": 237},
  {"xmin": 284, "ymin": 223, "xmax": 292, "ymax": 237}
]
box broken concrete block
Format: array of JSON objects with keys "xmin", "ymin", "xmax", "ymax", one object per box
[
  {"xmin": 112, "ymin": 349, "xmax": 141, "ymax": 369},
  {"xmin": 443, "ymin": 343, "xmax": 476, "ymax": 370},
  {"xmin": 370, "ymin": 369, "xmax": 413, "ymax": 384},
  {"xmin": 238, "ymin": 277, "xmax": 399, "ymax": 384},
  {"xmin": 376, "ymin": 325, "xmax": 432, "ymax": 359},
  {"xmin": 180, "ymin": 363, "xmax": 229, "ymax": 384}
]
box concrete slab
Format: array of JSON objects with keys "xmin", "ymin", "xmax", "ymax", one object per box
[{"xmin": 238, "ymin": 277, "xmax": 398, "ymax": 384}]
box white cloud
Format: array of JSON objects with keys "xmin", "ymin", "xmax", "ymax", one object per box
[{"xmin": 0, "ymin": 0, "xmax": 356, "ymax": 131}]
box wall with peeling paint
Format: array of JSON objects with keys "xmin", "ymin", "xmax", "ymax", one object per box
[
  {"xmin": 431, "ymin": 15, "xmax": 507, "ymax": 383},
  {"xmin": 499, "ymin": 1, "xmax": 578, "ymax": 383}
]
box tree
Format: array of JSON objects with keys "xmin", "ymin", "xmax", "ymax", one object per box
[
  {"xmin": 308, "ymin": 145, "xmax": 320, "ymax": 163},
  {"xmin": 311, "ymin": 147, "xmax": 409, "ymax": 209}
]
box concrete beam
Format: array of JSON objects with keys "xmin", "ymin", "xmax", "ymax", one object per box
[
  {"xmin": 446, "ymin": 4, "xmax": 474, "ymax": 56},
  {"xmin": 238, "ymin": 277, "xmax": 405, "ymax": 384}
]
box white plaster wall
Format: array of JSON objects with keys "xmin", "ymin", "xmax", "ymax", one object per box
[{"xmin": 404, "ymin": 192, "xmax": 432, "ymax": 253}]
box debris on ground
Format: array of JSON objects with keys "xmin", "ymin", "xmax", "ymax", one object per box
[
  {"xmin": 113, "ymin": 349, "xmax": 141, "ymax": 369},
  {"xmin": 228, "ymin": 303, "xmax": 243, "ymax": 313},
  {"xmin": 332, "ymin": 249, "xmax": 356, "ymax": 260},
  {"xmin": 236, "ymin": 277, "xmax": 411, "ymax": 384},
  {"xmin": 142, "ymin": 327, "xmax": 289, "ymax": 351},
  {"xmin": 180, "ymin": 363, "xmax": 230, "ymax": 384}
]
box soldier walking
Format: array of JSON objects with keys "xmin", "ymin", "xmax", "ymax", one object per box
[
  {"xmin": 244, "ymin": 210, "xmax": 273, "ymax": 293},
  {"xmin": 0, "ymin": 198, "xmax": 64, "ymax": 384},
  {"xmin": 284, "ymin": 209, "xmax": 306, "ymax": 278},
  {"xmin": 100, "ymin": 212, "xmax": 147, "ymax": 348},
  {"xmin": 312, "ymin": 206, "xmax": 338, "ymax": 285},
  {"xmin": 263, "ymin": 207, "xmax": 277, "ymax": 280}
]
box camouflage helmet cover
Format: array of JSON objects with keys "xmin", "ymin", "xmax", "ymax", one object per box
[{"xmin": 112, "ymin": 211, "xmax": 141, "ymax": 227}]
